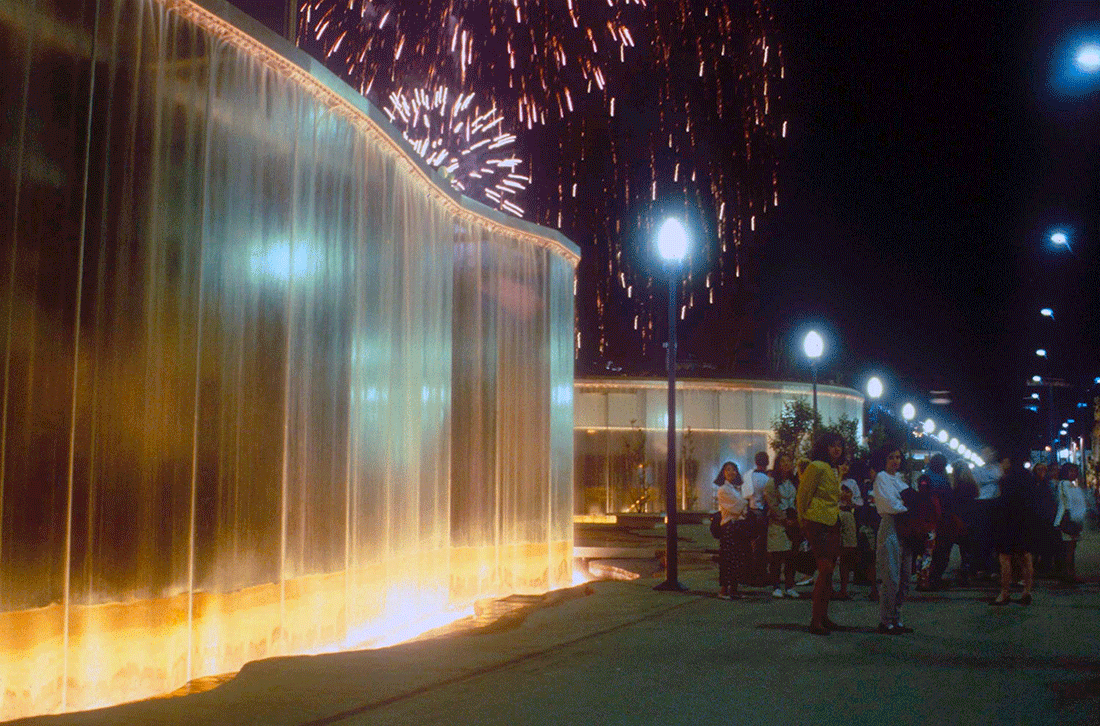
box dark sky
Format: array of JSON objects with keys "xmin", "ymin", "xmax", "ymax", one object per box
[{"xmin": 767, "ymin": 1, "xmax": 1100, "ymax": 451}]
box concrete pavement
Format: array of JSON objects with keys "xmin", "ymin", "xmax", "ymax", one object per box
[{"xmin": 15, "ymin": 526, "xmax": 1100, "ymax": 726}]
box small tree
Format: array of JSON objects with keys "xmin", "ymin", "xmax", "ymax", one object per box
[
  {"xmin": 819, "ymin": 414, "xmax": 868, "ymax": 463},
  {"xmin": 770, "ymin": 399, "xmax": 819, "ymax": 461},
  {"xmin": 679, "ymin": 427, "xmax": 699, "ymax": 511},
  {"xmin": 620, "ymin": 419, "xmax": 653, "ymax": 512}
]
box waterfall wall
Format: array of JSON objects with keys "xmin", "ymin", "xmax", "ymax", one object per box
[{"xmin": 0, "ymin": 0, "xmax": 577, "ymax": 718}]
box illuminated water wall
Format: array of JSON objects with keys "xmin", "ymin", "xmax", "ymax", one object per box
[
  {"xmin": 574, "ymin": 379, "xmax": 863, "ymax": 514},
  {"xmin": 0, "ymin": 0, "xmax": 576, "ymax": 719}
]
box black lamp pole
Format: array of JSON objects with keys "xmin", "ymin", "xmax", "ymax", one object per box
[{"xmin": 655, "ymin": 262, "xmax": 686, "ymax": 592}]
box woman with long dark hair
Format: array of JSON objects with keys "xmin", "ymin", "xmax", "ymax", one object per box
[
  {"xmin": 796, "ymin": 432, "xmax": 846, "ymax": 635},
  {"xmin": 715, "ymin": 462, "xmax": 750, "ymax": 600},
  {"xmin": 991, "ymin": 449, "xmax": 1041, "ymax": 606},
  {"xmin": 873, "ymin": 444, "xmax": 912, "ymax": 634}
]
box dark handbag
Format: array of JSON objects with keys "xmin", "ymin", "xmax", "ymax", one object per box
[
  {"xmin": 709, "ymin": 511, "xmax": 723, "ymax": 538},
  {"xmin": 1058, "ymin": 513, "xmax": 1083, "ymax": 537}
]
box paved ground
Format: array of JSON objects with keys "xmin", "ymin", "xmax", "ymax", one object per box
[{"xmin": 17, "ymin": 525, "xmax": 1100, "ymax": 726}]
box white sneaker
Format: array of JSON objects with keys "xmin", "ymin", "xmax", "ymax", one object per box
[
  {"xmin": 772, "ymin": 588, "xmax": 784, "ymax": 598},
  {"xmin": 785, "ymin": 588, "xmax": 799, "ymax": 598}
]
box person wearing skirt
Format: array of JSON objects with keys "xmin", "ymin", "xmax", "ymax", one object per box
[{"xmin": 716, "ymin": 462, "xmax": 750, "ymax": 599}]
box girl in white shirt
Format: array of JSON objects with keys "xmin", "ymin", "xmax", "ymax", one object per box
[
  {"xmin": 873, "ymin": 446, "xmax": 913, "ymax": 634},
  {"xmin": 716, "ymin": 462, "xmax": 749, "ymax": 600},
  {"xmin": 1054, "ymin": 463, "xmax": 1086, "ymax": 583}
]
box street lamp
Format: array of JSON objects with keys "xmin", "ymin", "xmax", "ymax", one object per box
[
  {"xmin": 1032, "ymin": 375, "xmax": 1042, "ymax": 383},
  {"xmin": 1040, "ymin": 308, "xmax": 1054, "ymax": 319},
  {"xmin": 937, "ymin": 430, "xmax": 949, "ymax": 444},
  {"xmin": 1036, "ymin": 349, "xmax": 1047, "ymax": 358},
  {"xmin": 949, "ymin": 438, "xmax": 959, "ymax": 450},
  {"xmin": 803, "ymin": 330, "xmax": 824, "ymax": 428},
  {"xmin": 922, "ymin": 419, "xmax": 935, "ymax": 435},
  {"xmin": 866, "ymin": 376, "xmax": 883, "ymax": 431},
  {"xmin": 867, "ymin": 377, "xmax": 884, "ymax": 400},
  {"xmin": 901, "ymin": 402, "xmax": 916, "ymax": 422},
  {"xmin": 1077, "ymin": 43, "xmax": 1100, "ymax": 73},
  {"xmin": 655, "ymin": 217, "xmax": 688, "ymax": 593}
]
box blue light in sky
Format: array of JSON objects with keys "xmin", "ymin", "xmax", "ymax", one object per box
[{"xmin": 1078, "ymin": 44, "xmax": 1100, "ymax": 73}]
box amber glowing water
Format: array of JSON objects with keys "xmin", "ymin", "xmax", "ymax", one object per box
[{"xmin": 0, "ymin": 1, "xmax": 575, "ymax": 719}]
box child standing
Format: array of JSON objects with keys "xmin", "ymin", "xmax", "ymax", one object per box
[{"xmin": 836, "ymin": 474, "xmax": 859, "ymax": 600}]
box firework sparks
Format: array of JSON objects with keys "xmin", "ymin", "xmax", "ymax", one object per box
[
  {"xmin": 299, "ymin": 0, "xmax": 643, "ymax": 127},
  {"xmin": 385, "ymin": 85, "xmax": 528, "ymax": 216}
]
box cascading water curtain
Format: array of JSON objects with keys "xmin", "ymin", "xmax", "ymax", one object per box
[{"xmin": 0, "ymin": 0, "xmax": 576, "ymax": 719}]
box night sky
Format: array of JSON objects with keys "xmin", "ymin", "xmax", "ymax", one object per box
[
  {"xmin": 766, "ymin": 1, "xmax": 1100, "ymax": 451},
  {"xmin": 240, "ymin": 0, "xmax": 1100, "ymax": 453}
]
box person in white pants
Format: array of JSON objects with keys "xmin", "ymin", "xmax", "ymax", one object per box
[{"xmin": 873, "ymin": 446, "xmax": 913, "ymax": 634}]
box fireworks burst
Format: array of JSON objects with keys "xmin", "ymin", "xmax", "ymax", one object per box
[
  {"xmin": 298, "ymin": 0, "xmax": 642, "ymax": 127},
  {"xmin": 384, "ymin": 85, "xmax": 527, "ymax": 216}
]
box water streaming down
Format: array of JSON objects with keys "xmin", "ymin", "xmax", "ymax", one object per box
[{"xmin": 0, "ymin": 0, "xmax": 577, "ymax": 718}]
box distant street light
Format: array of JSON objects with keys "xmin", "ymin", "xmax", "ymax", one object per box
[
  {"xmin": 1078, "ymin": 44, "xmax": 1100, "ymax": 73},
  {"xmin": 866, "ymin": 376, "xmax": 883, "ymax": 432},
  {"xmin": 1036, "ymin": 349, "xmax": 1047, "ymax": 358},
  {"xmin": 1032, "ymin": 393, "xmax": 1040, "ymax": 400},
  {"xmin": 803, "ymin": 330, "xmax": 824, "ymax": 428},
  {"xmin": 949, "ymin": 438, "xmax": 959, "ymax": 450},
  {"xmin": 1032, "ymin": 375, "xmax": 1043, "ymax": 383},
  {"xmin": 655, "ymin": 217, "xmax": 688, "ymax": 593},
  {"xmin": 1051, "ymin": 231, "xmax": 1068, "ymax": 246},
  {"xmin": 937, "ymin": 430, "xmax": 949, "ymax": 444},
  {"xmin": 1040, "ymin": 308, "xmax": 1054, "ymax": 319},
  {"xmin": 901, "ymin": 402, "xmax": 916, "ymax": 422},
  {"xmin": 867, "ymin": 377, "xmax": 883, "ymax": 400}
]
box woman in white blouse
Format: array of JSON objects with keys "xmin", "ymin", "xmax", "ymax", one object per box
[
  {"xmin": 873, "ymin": 445, "xmax": 913, "ymax": 634},
  {"xmin": 716, "ymin": 462, "xmax": 750, "ymax": 600},
  {"xmin": 1054, "ymin": 463, "xmax": 1086, "ymax": 584}
]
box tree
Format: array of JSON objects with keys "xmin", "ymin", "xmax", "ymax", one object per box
[
  {"xmin": 770, "ymin": 399, "xmax": 819, "ymax": 461},
  {"xmin": 819, "ymin": 413, "xmax": 868, "ymax": 463}
]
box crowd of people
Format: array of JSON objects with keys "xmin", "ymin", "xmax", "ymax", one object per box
[{"xmin": 710, "ymin": 435, "xmax": 1093, "ymax": 635}]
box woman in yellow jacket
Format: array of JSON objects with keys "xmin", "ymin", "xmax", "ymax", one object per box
[{"xmin": 796, "ymin": 431, "xmax": 846, "ymax": 635}]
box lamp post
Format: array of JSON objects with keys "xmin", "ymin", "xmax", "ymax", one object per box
[
  {"xmin": 866, "ymin": 376, "xmax": 883, "ymax": 433},
  {"xmin": 655, "ymin": 217, "xmax": 688, "ymax": 593},
  {"xmin": 803, "ymin": 331, "xmax": 824, "ymax": 430}
]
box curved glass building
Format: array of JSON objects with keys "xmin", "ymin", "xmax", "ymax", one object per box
[{"xmin": 574, "ymin": 378, "xmax": 864, "ymax": 514}]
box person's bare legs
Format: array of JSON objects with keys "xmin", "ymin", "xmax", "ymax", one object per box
[
  {"xmin": 1021, "ymin": 553, "xmax": 1034, "ymax": 595},
  {"xmin": 811, "ymin": 558, "xmax": 834, "ymax": 628},
  {"xmin": 838, "ymin": 557, "xmax": 851, "ymax": 598},
  {"xmin": 1064, "ymin": 541, "xmax": 1078, "ymax": 582},
  {"xmin": 995, "ymin": 553, "xmax": 1012, "ymax": 603}
]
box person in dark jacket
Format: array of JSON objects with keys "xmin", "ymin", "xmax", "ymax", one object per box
[
  {"xmin": 991, "ymin": 450, "xmax": 1042, "ymax": 606},
  {"xmin": 924, "ymin": 454, "xmax": 954, "ymax": 589}
]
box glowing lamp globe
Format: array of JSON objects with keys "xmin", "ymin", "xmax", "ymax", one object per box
[
  {"xmin": 922, "ymin": 419, "xmax": 935, "ymax": 435},
  {"xmin": 1036, "ymin": 349, "xmax": 1047, "ymax": 358},
  {"xmin": 866, "ymin": 376, "xmax": 884, "ymax": 400},
  {"xmin": 1040, "ymin": 308, "xmax": 1054, "ymax": 318},
  {"xmin": 656, "ymin": 217, "xmax": 688, "ymax": 261},
  {"xmin": 949, "ymin": 438, "xmax": 959, "ymax": 450},
  {"xmin": 803, "ymin": 330, "xmax": 824, "ymax": 360},
  {"xmin": 1051, "ymin": 231, "xmax": 1068, "ymax": 246},
  {"xmin": 1032, "ymin": 375, "xmax": 1042, "ymax": 383},
  {"xmin": 901, "ymin": 403, "xmax": 916, "ymax": 421},
  {"xmin": 1078, "ymin": 44, "xmax": 1100, "ymax": 73},
  {"xmin": 937, "ymin": 430, "xmax": 948, "ymax": 443}
]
